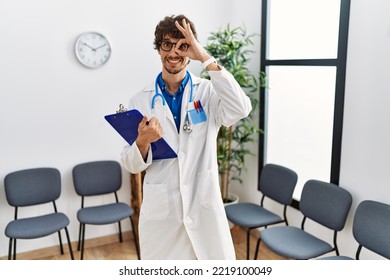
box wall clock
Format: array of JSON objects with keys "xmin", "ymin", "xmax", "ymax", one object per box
[{"xmin": 74, "ymin": 32, "xmax": 111, "ymax": 68}]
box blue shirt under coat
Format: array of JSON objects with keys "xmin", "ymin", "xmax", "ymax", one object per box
[{"xmin": 157, "ymin": 72, "xmax": 190, "ymax": 132}]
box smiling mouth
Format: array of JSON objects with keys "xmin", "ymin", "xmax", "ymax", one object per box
[{"xmin": 166, "ymin": 57, "xmax": 182, "ymax": 65}]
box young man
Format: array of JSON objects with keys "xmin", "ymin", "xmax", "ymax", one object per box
[{"xmin": 121, "ymin": 15, "xmax": 252, "ymax": 259}]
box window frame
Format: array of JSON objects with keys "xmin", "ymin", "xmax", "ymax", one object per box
[{"xmin": 258, "ymin": 0, "xmax": 351, "ymax": 208}]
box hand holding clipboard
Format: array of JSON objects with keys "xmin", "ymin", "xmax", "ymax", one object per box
[{"xmin": 105, "ymin": 105, "xmax": 177, "ymax": 160}]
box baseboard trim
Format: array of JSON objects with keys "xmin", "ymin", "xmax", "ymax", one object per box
[{"xmin": 0, "ymin": 230, "xmax": 133, "ymax": 260}]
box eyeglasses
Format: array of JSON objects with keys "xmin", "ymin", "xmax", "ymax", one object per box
[{"xmin": 160, "ymin": 40, "xmax": 189, "ymax": 52}]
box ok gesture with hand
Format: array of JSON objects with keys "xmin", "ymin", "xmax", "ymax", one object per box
[{"xmin": 174, "ymin": 19, "xmax": 210, "ymax": 64}]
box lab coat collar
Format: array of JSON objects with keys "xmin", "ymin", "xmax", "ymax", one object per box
[{"xmin": 143, "ymin": 71, "xmax": 201, "ymax": 92}]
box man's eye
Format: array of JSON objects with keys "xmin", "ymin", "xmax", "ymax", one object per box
[
  {"xmin": 162, "ymin": 42, "xmax": 172, "ymax": 48},
  {"xmin": 179, "ymin": 44, "xmax": 189, "ymax": 51}
]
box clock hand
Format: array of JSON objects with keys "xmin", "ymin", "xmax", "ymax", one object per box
[
  {"xmin": 95, "ymin": 43, "xmax": 107, "ymax": 50},
  {"xmin": 83, "ymin": 42, "xmax": 96, "ymax": 51}
]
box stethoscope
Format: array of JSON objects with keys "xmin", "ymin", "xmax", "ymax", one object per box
[{"xmin": 151, "ymin": 71, "xmax": 194, "ymax": 133}]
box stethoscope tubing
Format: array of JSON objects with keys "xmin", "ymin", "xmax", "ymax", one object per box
[{"xmin": 151, "ymin": 71, "xmax": 194, "ymax": 133}]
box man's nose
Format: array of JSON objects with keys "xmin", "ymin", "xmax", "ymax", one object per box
[{"xmin": 169, "ymin": 43, "xmax": 179, "ymax": 54}]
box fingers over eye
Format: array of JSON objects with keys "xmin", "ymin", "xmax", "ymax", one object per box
[{"xmin": 175, "ymin": 20, "xmax": 185, "ymax": 31}]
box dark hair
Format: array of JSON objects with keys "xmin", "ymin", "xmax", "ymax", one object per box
[{"xmin": 153, "ymin": 14, "xmax": 197, "ymax": 50}]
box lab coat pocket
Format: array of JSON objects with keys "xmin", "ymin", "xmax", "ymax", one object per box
[
  {"xmin": 141, "ymin": 183, "xmax": 170, "ymax": 220},
  {"xmin": 197, "ymin": 169, "xmax": 219, "ymax": 209}
]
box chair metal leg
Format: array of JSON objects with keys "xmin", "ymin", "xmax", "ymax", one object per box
[
  {"xmin": 118, "ymin": 221, "xmax": 123, "ymax": 242},
  {"xmin": 356, "ymin": 244, "xmax": 362, "ymax": 260},
  {"xmin": 130, "ymin": 216, "xmax": 140, "ymax": 260},
  {"xmin": 8, "ymin": 238, "xmax": 13, "ymax": 260},
  {"xmin": 58, "ymin": 230, "xmax": 64, "ymax": 254},
  {"xmin": 246, "ymin": 229, "xmax": 252, "ymax": 260},
  {"xmin": 64, "ymin": 227, "xmax": 74, "ymax": 260},
  {"xmin": 80, "ymin": 223, "xmax": 86, "ymax": 260},
  {"xmin": 77, "ymin": 222, "xmax": 82, "ymax": 251},
  {"xmin": 12, "ymin": 239, "xmax": 17, "ymax": 260},
  {"xmin": 333, "ymin": 231, "xmax": 339, "ymax": 255},
  {"xmin": 254, "ymin": 238, "xmax": 261, "ymax": 260}
]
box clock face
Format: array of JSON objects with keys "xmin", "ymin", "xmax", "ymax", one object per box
[{"xmin": 75, "ymin": 32, "xmax": 111, "ymax": 68}]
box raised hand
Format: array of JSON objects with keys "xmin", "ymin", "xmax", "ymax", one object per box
[{"xmin": 174, "ymin": 19, "xmax": 210, "ymax": 63}]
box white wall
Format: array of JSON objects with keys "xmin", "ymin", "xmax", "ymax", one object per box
[
  {"xmin": 337, "ymin": 0, "xmax": 390, "ymax": 259},
  {"xmin": 0, "ymin": 0, "xmax": 261, "ymax": 257},
  {"xmin": 1, "ymin": 0, "xmax": 389, "ymax": 260}
]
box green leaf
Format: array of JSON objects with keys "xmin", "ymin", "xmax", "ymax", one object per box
[{"xmin": 202, "ymin": 24, "xmax": 267, "ymax": 201}]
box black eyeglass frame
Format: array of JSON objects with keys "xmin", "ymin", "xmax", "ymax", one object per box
[{"xmin": 160, "ymin": 40, "xmax": 189, "ymax": 52}]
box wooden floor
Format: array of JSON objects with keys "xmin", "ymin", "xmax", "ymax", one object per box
[
  {"xmin": 2, "ymin": 226, "xmax": 286, "ymax": 260},
  {"xmin": 231, "ymin": 226, "xmax": 287, "ymax": 260}
]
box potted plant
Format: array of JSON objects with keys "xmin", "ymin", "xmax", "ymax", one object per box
[{"xmin": 201, "ymin": 25, "xmax": 266, "ymax": 203}]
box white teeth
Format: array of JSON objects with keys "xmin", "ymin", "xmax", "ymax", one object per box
[{"xmin": 168, "ymin": 58, "xmax": 180, "ymax": 63}]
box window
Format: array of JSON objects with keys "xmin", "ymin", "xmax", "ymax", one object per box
[{"xmin": 259, "ymin": 0, "xmax": 351, "ymax": 203}]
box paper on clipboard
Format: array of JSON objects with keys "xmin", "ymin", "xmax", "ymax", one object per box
[{"xmin": 104, "ymin": 107, "xmax": 177, "ymax": 160}]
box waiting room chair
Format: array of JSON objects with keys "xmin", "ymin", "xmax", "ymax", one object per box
[
  {"xmin": 319, "ymin": 200, "xmax": 390, "ymax": 260},
  {"xmin": 4, "ymin": 167, "xmax": 74, "ymax": 260},
  {"xmin": 72, "ymin": 160, "xmax": 140, "ymax": 260},
  {"xmin": 256, "ymin": 179, "xmax": 352, "ymax": 259},
  {"xmin": 225, "ymin": 163, "xmax": 298, "ymax": 259}
]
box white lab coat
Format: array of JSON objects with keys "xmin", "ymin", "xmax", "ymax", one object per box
[{"xmin": 121, "ymin": 68, "xmax": 252, "ymax": 260}]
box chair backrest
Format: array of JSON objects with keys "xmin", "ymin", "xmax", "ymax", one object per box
[
  {"xmin": 259, "ymin": 164, "xmax": 298, "ymax": 205},
  {"xmin": 4, "ymin": 167, "xmax": 61, "ymax": 207},
  {"xmin": 72, "ymin": 160, "xmax": 122, "ymax": 197},
  {"xmin": 300, "ymin": 179, "xmax": 352, "ymax": 231},
  {"xmin": 353, "ymin": 200, "xmax": 390, "ymax": 259}
]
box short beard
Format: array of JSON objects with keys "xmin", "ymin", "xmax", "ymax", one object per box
[
  {"xmin": 163, "ymin": 57, "xmax": 190, "ymax": 74},
  {"xmin": 164, "ymin": 64, "xmax": 187, "ymax": 75}
]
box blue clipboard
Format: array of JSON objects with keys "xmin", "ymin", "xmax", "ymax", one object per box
[{"xmin": 105, "ymin": 109, "xmax": 177, "ymax": 160}]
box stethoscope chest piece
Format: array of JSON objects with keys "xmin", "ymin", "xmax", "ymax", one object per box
[{"xmin": 183, "ymin": 121, "xmax": 192, "ymax": 134}]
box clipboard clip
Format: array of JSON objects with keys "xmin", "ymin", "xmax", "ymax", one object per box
[{"xmin": 116, "ymin": 104, "xmax": 128, "ymax": 113}]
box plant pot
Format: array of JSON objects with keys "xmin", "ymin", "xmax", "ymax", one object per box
[
  {"xmin": 224, "ymin": 193, "xmax": 239, "ymax": 228},
  {"xmin": 224, "ymin": 192, "xmax": 239, "ymax": 205}
]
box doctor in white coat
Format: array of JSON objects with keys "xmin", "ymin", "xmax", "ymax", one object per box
[{"xmin": 121, "ymin": 15, "xmax": 252, "ymax": 259}]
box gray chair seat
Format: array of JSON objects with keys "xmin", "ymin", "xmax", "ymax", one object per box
[
  {"xmin": 224, "ymin": 164, "xmax": 298, "ymax": 260},
  {"xmin": 318, "ymin": 200, "xmax": 390, "ymax": 260},
  {"xmin": 261, "ymin": 226, "xmax": 333, "ymax": 259},
  {"xmin": 77, "ymin": 203, "xmax": 133, "ymax": 225},
  {"xmin": 72, "ymin": 160, "xmax": 140, "ymax": 260},
  {"xmin": 258, "ymin": 180, "xmax": 352, "ymax": 260},
  {"xmin": 5, "ymin": 213, "xmax": 70, "ymax": 239},
  {"xmin": 225, "ymin": 203, "xmax": 283, "ymax": 228},
  {"xmin": 4, "ymin": 167, "xmax": 74, "ymax": 260}
]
